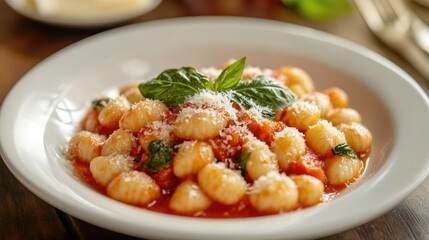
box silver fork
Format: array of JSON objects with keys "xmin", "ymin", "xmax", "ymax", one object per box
[
  {"xmin": 354, "ymin": 0, "xmax": 429, "ymax": 80},
  {"xmin": 387, "ymin": 0, "xmax": 429, "ymax": 55}
]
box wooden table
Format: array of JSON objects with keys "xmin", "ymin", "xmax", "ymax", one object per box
[{"xmin": 1, "ymin": 0, "xmax": 429, "ymax": 239}]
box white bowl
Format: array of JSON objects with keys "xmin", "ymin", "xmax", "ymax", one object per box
[{"xmin": 1, "ymin": 17, "xmax": 429, "ymax": 239}]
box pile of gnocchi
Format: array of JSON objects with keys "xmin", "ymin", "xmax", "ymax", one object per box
[{"xmin": 67, "ymin": 61, "xmax": 372, "ymax": 218}]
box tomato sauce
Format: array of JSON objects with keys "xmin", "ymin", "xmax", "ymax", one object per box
[
  {"xmin": 71, "ymin": 148, "xmax": 370, "ymax": 218},
  {"xmin": 72, "ymin": 159, "xmax": 106, "ymax": 195}
]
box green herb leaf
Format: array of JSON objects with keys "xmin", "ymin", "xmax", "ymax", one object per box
[
  {"xmin": 91, "ymin": 97, "xmax": 112, "ymax": 112},
  {"xmin": 230, "ymin": 75, "xmax": 297, "ymax": 112},
  {"xmin": 282, "ymin": 0, "xmax": 352, "ymax": 20},
  {"xmin": 92, "ymin": 98, "xmax": 112, "ymax": 107},
  {"xmin": 228, "ymin": 91, "xmax": 276, "ymax": 119},
  {"xmin": 138, "ymin": 58, "xmax": 296, "ymax": 119},
  {"xmin": 214, "ymin": 57, "xmax": 246, "ymax": 91},
  {"xmin": 138, "ymin": 67, "xmax": 212, "ymax": 106},
  {"xmin": 261, "ymin": 110, "xmax": 277, "ymax": 119},
  {"xmin": 332, "ymin": 143, "xmax": 358, "ymax": 159},
  {"xmin": 144, "ymin": 140, "xmax": 174, "ymax": 173},
  {"xmin": 238, "ymin": 151, "xmax": 251, "ymax": 177}
]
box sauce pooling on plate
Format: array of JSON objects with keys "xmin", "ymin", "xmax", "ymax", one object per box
[{"xmin": 67, "ymin": 58, "xmax": 372, "ymax": 218}]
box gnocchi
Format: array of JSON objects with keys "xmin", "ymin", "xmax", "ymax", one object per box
[
  {"xmin": 325, "ymin": 108, "xmax": 362, "ymax": 126},
  {"xmin": 301, "ymin": 92, "xmax": 332, "ymax": 117},
  {"xmin": 291, "ymin": 175, "xmax": 324, "ymax": 207},
  {"xmin": 336, "ymin": 123, "xmax": 372, "ymax": 153},
  {"xmin": 173, "ymin": 141, "xmax": 215, "ymax": 178},
  {"xmin": 120, "ymin": 83, "xmax": 145, "ymax": 104},
  {"xmin": 270, "ymin": 127, "xmax": 306, "ymax": 170},
  {"xmin": 98, "ymin": 95, "xmax": 130, "ymax": 129},
  {"xmin": 90, "ymin": 155, "xmax": 133, "ymax": 186},
  {"xmin": 173, "ymin": 108, "xmax": 227, "ymax": 140},
  {"xmin": 323, "ymin": 87, "xmax": 349, "ymax": 108},
  {"xmin": 68, "ymin": 59, "xmax": 372, "ymax": 218},
  {"xmin": 242, "ymin": 139, "xmax": 278, "ymax": 180},
  {"xmin": 281, "ymin": 100, "xmax": 320, "ymax": 131},
  {"xmin": 249, "ymin": 171, "xmax": 298, "ymax": 212},
  {"xmin": 68, "ymin": 131, "xmax": 106, "ymax": 163},
  {"xmin": 169, "ymin": 180, "xmax": 212, "ymax": 214},
  {"xmin": 119, "ymin": 99, "xmax": 168, "ymax": 132},
  {"xmin": 325, "ymin": 155, "xmax": 363, "ymax": 185},
  {"xmin": 305, "ymin": 120, "xmax": 347, "ymax": 156},
  {"xmin": 277, "ymin": 67, "xmax": 315, "ymax": 93},
  {"xmin": 107, "ymin": 171, "xmax": 161, "ymax": 205},
  {"xmin": 197, "ymin": 163, "xmax": 247, "ymax": 205},
  {"xmin": 138, "ymin": 121, "xmax": 172, "ymax": 152},
  {"xmin": 101, "ymin": 129, "xmax": 137, "ymax": 156}
]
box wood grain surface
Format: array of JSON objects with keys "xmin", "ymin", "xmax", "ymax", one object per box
[{"xmin": 1, "ymin": 0, "xmax": 429, "ymax": 239}]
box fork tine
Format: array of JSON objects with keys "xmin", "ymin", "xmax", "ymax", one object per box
[
  {"xmin": 373, "ymin": 0, "xmax": 396, "ymax": 22},
  {"xmin": 372, "ymin": 0, "xmax": 387, "ymax": 20},
  {"xmin": 354, "ymin": 0, "xmax": 385, "ymax": 31},
  {"xmin": 389, "ymin": 0, "xmax": 412, "ymax": 16},
  {"xmin": 355, "ymin": 0, "xmax": 411, "ymax": 34},
  {"xmin": 385, "ymin": 0, "xmax": 429, "ymax": 55},
  {"xmin": 385, "ymin": 0, "xmax": 412, "ymax": 28}
]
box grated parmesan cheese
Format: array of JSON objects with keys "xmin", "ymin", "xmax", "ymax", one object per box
[{"xmin": 248, "ymin": 171, "xmax": 289, "ymax": 194}]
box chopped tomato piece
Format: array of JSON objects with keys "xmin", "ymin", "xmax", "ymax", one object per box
[
  {"xmin": 208, "ymin": 126, "xmax": 246, "ymax": 161},
  {"xmin": 287, "ymin": 158, "xmax": 326, "ymax": 182}
]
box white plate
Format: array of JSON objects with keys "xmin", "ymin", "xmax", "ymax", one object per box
[
  {"xmin": 1, "ymin": 17, "xmax": 429, "ymax": 239},
  {"xmin": 5, "ymin": 0, "xmax": 161, "ymax": 28}
]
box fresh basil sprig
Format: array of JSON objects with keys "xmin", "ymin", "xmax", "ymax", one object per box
[
  {"xmin": 144, "ymin": 140, "xmax": 174, "ymax": 173},
  {"xmin": 138, "ymin": 57, "xmax": 297, "ymax": 117},
  {"xmin": 332, "ymin": 143, "xmax": 358, "ymax": 159},
  {"xmin": 139, "ymin": 67, "xmax": 212, "ymax": 106}
]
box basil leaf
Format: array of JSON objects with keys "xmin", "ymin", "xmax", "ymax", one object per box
[
  {"xmin": 91, "ymin": 97, "xmax": 112, "ymax": 112},
  {"xmin": 230, "ymin": 75, "xmax": 297, "ymax": 111},
  {"xmin": 138, "ymin": 67, "xmax": 212, "ymax": 106},
  {"xmin": 144, "ymin": 140, "xmax": 174, "ymax": 173},
  {"xmin": 228, "ymin": 91, "xmax": 274, "ymax": 119},
  {"xmin": 282, "ymin": 0, "xmax": 352, "ymax": 20},
  {"xmin": 332, "ymin": 143, "xmax": 358, "ymax": 159},
  {"xmin": 214, "ymin": 57, "xmax": 246, "ymax": 91},
  {"xmin": 92, "ymin": 98, "xmax": 112, "ymax": 107},
  {"xmin": 261, "ymin": 110, "xmax": 276, "ymax": 119},
  {"xmin": 238, "ymin": 151, "xmax": 251, "ymax": 177}
]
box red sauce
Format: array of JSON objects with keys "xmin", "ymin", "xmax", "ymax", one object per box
[
  {"xmin": 237, "ymin": 110, "xmax": 285, "ymax": 145},
  {"xmin": 208, "ymin": 126, "xmax": 247, "ymax": 161},
  {"xmin": 72, "ymin": 149, "xmax": 371, "ymax": 218},
  {"xmin": 72, "ymin": 159, "xmax": 106, "ymax": 195}
]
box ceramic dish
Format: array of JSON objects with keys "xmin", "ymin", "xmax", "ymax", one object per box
[
  {"xmin": 1, "ymin": 17, "xmax": 429, "ymax": 239},
  {"xmin": 5, "ymin": 0, "xmax": 161, "ymax": 28}
]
